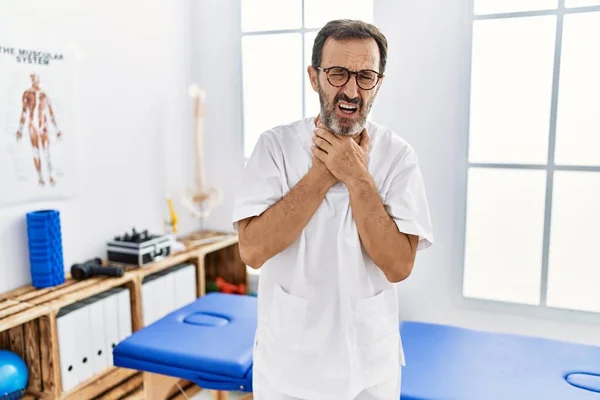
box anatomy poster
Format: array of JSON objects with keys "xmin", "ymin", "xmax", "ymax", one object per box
[{"xmin": 0, "ymin": 45, "xmax": 78, "ymax": 207}]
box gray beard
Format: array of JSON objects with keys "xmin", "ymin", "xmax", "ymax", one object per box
[{"xmin": 317, "ymin": 82, "xmax": 376, "ymax": 136}]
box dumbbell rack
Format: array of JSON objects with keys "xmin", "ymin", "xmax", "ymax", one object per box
[{"xmin": 0, "ymin": 230, "xmax": 246, "ymax": 400}]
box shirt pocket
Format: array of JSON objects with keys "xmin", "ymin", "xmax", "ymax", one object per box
[
  {"xmin": 353, "ymin": 288, "xmax": 404, "ymax": 383},
  {"xmin": 353, "ymin": 288, "xmax": 398, "ymax": 345},
  {"xmin": 268, "ymin": 283, "xmax": 308, "ymax": 350}
]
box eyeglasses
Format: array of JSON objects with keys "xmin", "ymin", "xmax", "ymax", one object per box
[{"xmin": 316, "ymin": 66, "xmax": 383, "ymax": 90}]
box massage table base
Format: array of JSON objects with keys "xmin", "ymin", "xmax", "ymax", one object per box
[{"xmin": 143, "ymin": 371, "xmax": 254, "ymax": 400}]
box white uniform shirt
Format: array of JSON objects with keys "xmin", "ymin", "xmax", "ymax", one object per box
[{"xmin": 232, "ymin": 117, "xmax": 433, "ymax": 400}]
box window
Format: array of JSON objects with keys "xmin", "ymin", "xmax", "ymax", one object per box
[
  {"xmin": 240, "ymin": 0, "xmax": 374, "ymax": 158},
  {"xmin": 463, "ymin": 1, "xmax": 600, "ymax": 313}
]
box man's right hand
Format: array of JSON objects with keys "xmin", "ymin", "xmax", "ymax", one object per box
[
  {"xmin": 311, "ymin": 152, "xmax": 338, "ymax": 189},
  {"xmin": 16, "ymin": 130, "xmax": 22, "ymax": 141}
]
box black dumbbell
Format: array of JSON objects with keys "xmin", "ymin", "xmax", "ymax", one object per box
[{"xmin": 71, "ymin": 258, "xmax": 124, "ymax": 280}]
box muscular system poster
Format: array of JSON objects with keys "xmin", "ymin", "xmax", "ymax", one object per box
[{"xmin": 0, "ymin": 45, "xmax": 77, "ymax": 207}]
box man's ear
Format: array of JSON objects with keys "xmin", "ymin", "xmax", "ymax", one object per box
[{"xmin": 307, "ymin": 66, "xmax": 319, "ymax": 92}]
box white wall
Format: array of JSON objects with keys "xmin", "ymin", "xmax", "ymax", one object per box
[
  {"xmin": 189, "ymin": 0, "xmax": 246, "ymax": 234},
  {"xmin": 373, "ymin": 0, "xmax": 600, "ymax": 345},
  {"xmin": 0, "ymin": 0, "xmax": 199, "ymax": 293}
]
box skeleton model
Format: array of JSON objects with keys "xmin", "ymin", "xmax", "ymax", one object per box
[{"xmin": 181, "ymin": 84, "xmax": 222, "ymax": 231}]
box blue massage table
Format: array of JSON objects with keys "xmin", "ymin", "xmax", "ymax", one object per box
[
  {"xmin": 113, "ymin": 293, "xmax": 600, "ymax": 400},
  {"xmin": 113, "ymin": 292, "xmax": 256, "ymax": 400},
  {"xmin": 400, "ymin": 321, "xmax": 600, "ymax": 400}
]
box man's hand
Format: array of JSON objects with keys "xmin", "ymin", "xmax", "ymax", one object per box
[
  {"xmin": 310, "ymin": 150, "xmax": 338, "ymax": 189},
  {"xmin": 312, "ymin": 122, "xmax": 370, "ymax": 186},
  {"xmin": 16, "ymin": 130, "xmax": 22, "ymax": 141},
  {"xmin": 56, "ymin": 131, "xmax": 62, "ymax": 140}
]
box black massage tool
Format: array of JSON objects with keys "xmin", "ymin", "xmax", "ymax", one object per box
[{"xmin": 71, "ymin": 257, "xmax": 125, "ymax": 280}]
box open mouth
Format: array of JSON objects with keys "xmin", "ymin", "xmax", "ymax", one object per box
[{"xmin": 338, "ymin": 102, "xmax": 359, "ymax": 115}]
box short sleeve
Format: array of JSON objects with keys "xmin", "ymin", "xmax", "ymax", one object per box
[
  {"xmin": 383, "ymin": 147, "xmax": 434, "ymax": 251},
  {"xmin": 231, "ymin": 132, "xmax": 283, "ymax": 231}
]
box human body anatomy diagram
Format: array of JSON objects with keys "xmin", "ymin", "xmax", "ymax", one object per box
[{"xmin": 15, "ymin": 73, "xmax": 62, "ymax": 186}]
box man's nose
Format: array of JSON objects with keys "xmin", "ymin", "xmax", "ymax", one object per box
[{"xmin": 340, "ymin": 75, "xmax": 359, "ymax": 100}]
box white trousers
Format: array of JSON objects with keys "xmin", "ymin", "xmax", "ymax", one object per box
[{"xmin": 252, "ymin": 368, "xmax": 402, "ymax": 400}]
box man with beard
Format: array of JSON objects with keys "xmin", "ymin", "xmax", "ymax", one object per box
[{"xmin": 232, "ymin": 19, "xmax": 434, "ymax": 400}]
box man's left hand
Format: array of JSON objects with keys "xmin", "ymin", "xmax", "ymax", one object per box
[{"xmin": 312, "ymin": 122, "xmax": 370, "ymax": 185}]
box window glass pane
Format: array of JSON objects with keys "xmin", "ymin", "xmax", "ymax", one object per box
[
  {"xmin": 304, "ymin": 0, "xmax": 373, "ymax": 29},
  {"xmin": 565, "ymin": 0, "xmax": 600, "ymax": 7},
  {"xmin": 304, "ymin": 31, "xmax": 321, "ymax": 118},
  {"xmin": 468, "ymin": 16, "xmax": 556, "ymax": 164},
  {"xmin": 241, "ymin": 0, "xmax": 302, "ymax": 32},
  {"xmin": 463, "ymin": 168, "xmax": 546, "ymax": 305},
  {"xmin": 242, "ymin": 33, "xmax": 303, "ymax": 157},
  {"xmin": 473, "ymin": 0, "xmax": 558, "ymax": 15},
  {"xmin": 546, "ymin": 171, "xmax": 600, "ymax": 313},
  {"xmin": 554, "ymin": 12, "xmax": 600, "ymax": 166}
]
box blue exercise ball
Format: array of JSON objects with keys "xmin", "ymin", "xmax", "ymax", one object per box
[{"xmin": 0, "ymin": 350, "xmax": 28, "ymax": 398}]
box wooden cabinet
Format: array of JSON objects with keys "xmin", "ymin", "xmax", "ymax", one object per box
[{"xmin": 0, "ymin": 232, "xmax": 246, "ymax": 399}]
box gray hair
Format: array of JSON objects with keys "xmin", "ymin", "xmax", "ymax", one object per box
[{"xmin": 311, "ymin": 19, "xmax": 388, "ymax": 74}]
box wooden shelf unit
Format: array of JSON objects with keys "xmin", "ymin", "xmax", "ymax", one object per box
[{"xmin": 0, "ymin": 232, "xmax": 246, "ymax": 399}]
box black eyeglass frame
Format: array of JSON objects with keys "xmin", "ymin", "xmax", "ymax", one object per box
[{"xmin": 316, "ymin": 66, "xmax": 384, "ymax": 90}]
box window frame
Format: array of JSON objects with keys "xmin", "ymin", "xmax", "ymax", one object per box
[
  {"xmin": 239, "ymin": 0, "xmax": 321, "ymax": 159},
  {"xmin": 462, "ymin": 0, "xmax": 600, "ymax": 319},
  {"xmin": 239, "ymin": 0, "xmax": 374, "ymax": 159},
  {"xmin": 240, "ymin": 25, "xmax": 320, "ymax": 158}
]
